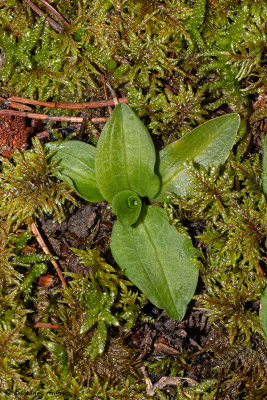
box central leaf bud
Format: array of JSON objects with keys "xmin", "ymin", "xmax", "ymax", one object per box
[
  {"xmin": 128, "ymin": 196, "xmax": 139, "ymax": 208},
  {"xmin": 112, "ymin": 190, "xmax": 142, "ymax": 227}
]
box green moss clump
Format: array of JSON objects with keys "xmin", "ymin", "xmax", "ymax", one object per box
[
  {"xmin": 0, "ymin": 138, "xmax": 75, "ymax": 230},
  {"xmin": 0, "ymin": 1, "xmax": 266, "ymax": 137}
]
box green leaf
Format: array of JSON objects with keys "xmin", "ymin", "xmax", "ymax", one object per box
[
  {"xmin": 112, "ymin": 190, "xmax": 142, "ymax": 226},
  {"xmin": 153, "ymin": 114, "xmax": 240, "ymax": 201},
  {"xmin": 95, "ymin": 103, "xmax": 160, "ymax": 203},
  {"xmin": 259, "ymin": 287, "xmax": 267, "ymax": 343},
  {"xmin": 46, "ymin": 140, "xmax": 104, "ymax": 202},
  {"xmin": 110, "ymin": 205, "xmax": 199, "ymax": 320},
  {"xmin": 262, "ymin": 134, "xmax": 267, "ymax": 195}
]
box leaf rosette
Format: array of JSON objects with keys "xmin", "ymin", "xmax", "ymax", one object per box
[{"xmin": 46, "ymin": 103, "xmax": 240, "ymax": 321}]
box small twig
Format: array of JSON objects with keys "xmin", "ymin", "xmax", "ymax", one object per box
[
  {"xmin": 0, "ymin": 109, "xmax": 84, "ymax": 122},
  {"xmin": 106, "ymin": 82, "xmax": 119, "ymax": 106},
  {"xmin": 8, "ymin": 96, "xmax": 128, "ymax": 109},
  {"xmin": 24, "ymin": 0, "xmax": 65, "ymax": 33},
  {"xmin": 153, "ymin": 342, "xmax": 180, "ymax": 356},
  {"xmin": 101, "ymin": 75, "xmax": 113, "ymax": 115},
  {"xmin": 0, "ymin": 110, "xmax": 108, "ymax": 124},
  {"xmin": 35, "ymin": 130, "xmax": 63, "ymax": 139},
  {"xmin": 0, "ymin": 97, "xmax": 33, "ymax": 111},
  {"xmin": 91, "ymin": 117, "xmax": 109, "ymax": 124},
  {"xmin": 38, "ymin": 0, "xmax": 71, "ymax": 27},
  {"xmin": 8, "ymin": 97, "xmax": 56, "ymax": 108},
  {"xmin": 30, "ymin": 222, "xmax": 67, "ymax": 287},
  {"xmin": 33, "ymin": 322, "xmax": 61, "ymax": 329},
  {"xmin": 35, "ymin": 130, "xmax": 54, "ymax": 139},
  {"xmin": 189, "ymin": 338, "xmax": 203, "ymax": 351},
  {"xmin": 141, "ymin": 366, "xmax": 197, "ymax": 396},
  {"xmin": 140, "ymin": 366, "xmax": 153, "ymax": 392},
  {"xmin": 35, "ymin": 124, "xmax": 80, "ymax": 139},
  {"xmin": 146, "ymin": 376, "xmax": 198, "ymax": 396}
]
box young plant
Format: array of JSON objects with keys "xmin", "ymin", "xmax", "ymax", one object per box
[{"xmin": 46, "ymin": 104, "xmax": 240, "ymax": 320}]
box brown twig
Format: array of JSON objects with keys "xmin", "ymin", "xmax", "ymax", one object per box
[
  {"xmin": 8, "ymin": 97, "xmax": 56, "ymax": 108},
  {"xmin": 146, "ymin": 376, "xmax": 197, "ymax": 396},
  {"xmin": 8, "ymin": 96, "xmax": 128, "ymax": 109},
  {"xmin": 24, "ymin": 0, "xmax": 65, "ymax": 33},
  {"xmin": 153, "ymin": 342, "xmax": 179, "ymax": 356},
  {"xmin": 35, "ymin": 130, "xmax": 56, "ymax": 139},
  {"xmin": 140, "ymin": 365, "xmax": 197, "ymax": 396},
  {"xmin": 38, "ymin": 0, "xmax": 71, "ymax": 27},
  {"xmin": 0, "ymin": 109, "xmax": 109, "ymax": 124},
  {"xmin": 140, "ymin": 366, "xmax": 153, "ymax": 392},
  {"xmin": 0, "ymin": 97, "xmax": 33, "ymax": 111},
  {"xmin": 35, "ymin": 123, "xmax": 83, "ymax": 139},
  {"xmin": 30, "ymin": 222, "xmax": 67, "ymax": 288},
  {"xmin": 33, "ymin": 322, "xmax": 61, "ymax": 329},
  {"xmin": 91, "ymin": 117, "xmax": 109, "ymax": 124},
  {"xmin": 0, "ymin": 109, "xmax": 84, "ymax": 122},
  {"xmin": 36, "ymin": 125, "xmax": 80, "ymax": 139}
]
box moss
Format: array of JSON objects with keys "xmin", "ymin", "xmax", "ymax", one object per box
[
  {"xmin": 0, "ymin": 137, "xmax": 75, "ymax": 230},
  {"xmin": 0, "ymin": 0, "xmax": 266, "ymax": 399},
  {"xmin": 0, "ymin": 1, "xmax": 265, "ymax": 133}
]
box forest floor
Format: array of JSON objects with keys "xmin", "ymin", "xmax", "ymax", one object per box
[{"xmin": 0, "ymin": 1, "xmax": 266, "ymax": 399}]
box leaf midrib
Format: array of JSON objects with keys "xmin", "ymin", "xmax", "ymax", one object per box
[{"xmin": 122, "ymin": 115, "xmax": 131, "ymax": 190}]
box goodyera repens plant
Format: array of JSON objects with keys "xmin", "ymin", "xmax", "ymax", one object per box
[{"xmin": 47, "ymin": 104, "xmax": 240, "ymax": 320}]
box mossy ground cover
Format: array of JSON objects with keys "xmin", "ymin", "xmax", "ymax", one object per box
[{"xmin": 0, "ymin": 1, "xmax": 266, "ymax": 399}]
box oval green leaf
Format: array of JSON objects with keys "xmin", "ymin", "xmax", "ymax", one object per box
[
  {"xmin": 110, "ymin": 205, "xmax": 199, "ymax": 321},
  {"xmin": 153, "ymin": 114, "xmax": 240, "ymax": 201},
  {"xmin": 46, "ymin": 140, "xmax": 104, "ymax": 202},
  {"xmin": 95, "ymin": 103, "xmax": 160, "ymax": 203},
  {"xmin": 112, "ymin": 190, "xmax": 142, "ymax": 227}
]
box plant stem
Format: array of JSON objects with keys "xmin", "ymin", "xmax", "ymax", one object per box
[
  {"xmin": 30, "ymin": 222, "xmax": 67, "ymax": 288},
  {"xmin": 24, "ymin": 0, "xmax": 65, "ymax": 33},
  {"xmin": 38, "ymin": 0, "xmax": 71, "ymax": 28}
]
